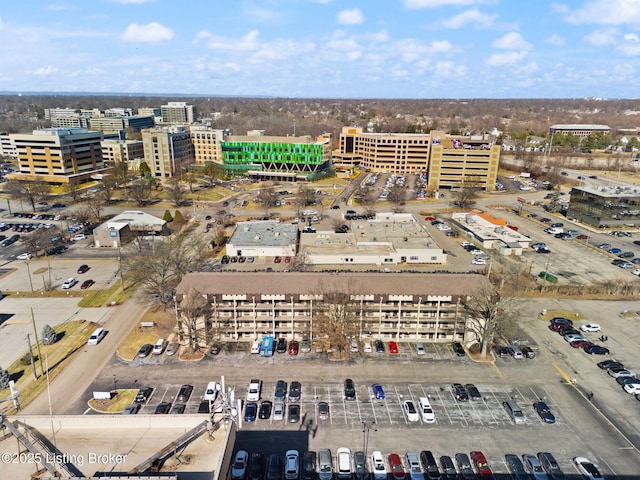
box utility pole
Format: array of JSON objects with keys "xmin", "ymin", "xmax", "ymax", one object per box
[
  {"xmin": 25, "ymin": 334, "xmax": 37, "ymax": 379},
  {"xmin": 31, "ymin": 308, "xmax": 44, "ymax": 376}
]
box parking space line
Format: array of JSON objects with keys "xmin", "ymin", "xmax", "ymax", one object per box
[
  {"xmin": 394, "ymin": 385, "xmax": 408, "ymax": 424},
  {"xmin": 434, "ymin": 387, "xmax": 454, "ymax": 425},
  {"xmin": 367, "ymin": 389, "xmax": 379, "ymax": 425},
  {"xmin": 407, "ymin": 385, "xmax": 422, "ymax": 424}
]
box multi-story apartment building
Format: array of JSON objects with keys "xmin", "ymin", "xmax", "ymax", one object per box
[
  {"xmin": 160, "ymin": 102, "xmax": 196, "ymax": 124},
  {"xmin": 141, "ymin": 126, "xmax": 194, "ymax": 178},
  {"xmin": 101, "ymin": 139, "xmax": 144, "ymax": 168},
  {"xmin": 190, "ymin": 125, "xmax": 227, "ymax": 165},
  {"xmin": 334, "ymin": 127, "xmax": 499, "ymax": 190},
  {"xmin": 175, "ymin": 272, "xmax": 488, "ymax": 345},
  {"xmin": 8, "ymin": 128, "xmax": 106, "ymax": 184}
]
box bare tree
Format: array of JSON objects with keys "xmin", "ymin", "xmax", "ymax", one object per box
[
  {"xmin": 124, "ymin": 233, "xmax": 208, "ymax": 305},
  {"xmin": 202, "ymin": 162, "xmax": 217, "ymax": 186},
  {"xmin": 313, "ymin": 280, "xmax": 361, "ymax": 359},
  {"xmin": 387, "ymin": 184, "xmax": 406, "ymax": 206},
  {"xmin": 166, "ymin": 179, "xmax": 187, "ymax": 206},
  {"xmin": 451, "ymin": 175, "xmax": 482, "ymax": 209},
  {"xmin": 178, "ymin": 288, "xmax": 212, "ymax": 351},
  {"xmin": 295, "ymin": 185, "xmax": 317, "ymax": 208},
  {"xmin": 63, "ymin": 182, "xmax": 82, "ymax": 202},
  {"xmin": 99, "ymin": 175, "xmax": 118, "ymax": 205},
  {"xmin": 256, "ymin": 186, "xmax": 278, "ymax": 216},
  {"xmin": 461, "ymin": 285, "xmax": 518, "ymax": 359},
  {"xmin": 4, "ymin": 180, "xmax": 50, "ymax": 211},
  {"xmin": 129, "ymin": 178, "xmax": 154, "ymax": 206}
]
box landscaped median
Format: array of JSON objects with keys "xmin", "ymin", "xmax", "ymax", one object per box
[
  {"xmin": 88, "ymin": 389, "xmax": 137, "ymax": 413},
  {"xmin": 116, "ymin": 305, "xmax": 176, "ymax": 361},
  {"xmin": 0, "ymin": 320, "xmax": 96, "ymax": 414}
]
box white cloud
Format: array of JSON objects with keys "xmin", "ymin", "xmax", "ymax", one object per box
[
  {"xmin": 242, "ymin": 5, "xmax": 287, "ymax": 25},
  {"xmin": 584, "ymin": 29, "xmax": 617, "ymax": 46},
  {"xmin": 403, "ymin": 0, "xmax": 489, "ymax": 8},
  {"xmin": 617, "ymin": 33, "xmax": 640, "ymax": 56},
  {"xmin": 45, "ymin": 3, "xmax": 72, "ymax": 11},
  {"xmin": 485, "ymin": 50, "xmax": 528, "ymax": 66},
  {"xmin": 492, "ymin": 32, "xmax": 531, "ymax": 50},
  {"xmin": 567, "ymin": 0, "xmax": 640, "ymax": 25},
  {"xmin": 546, "ymin": 34, "xmax": 565, "ymax": 46},
  {"xmin": 337, "ymin": 8, "xmax": 364, "ymax": 25},
  {"xmin": 32, "ymin": 65, "xmax": 59, "ymax": 76},
  {"xmin": 432, "ymin": 60, "xmax": 468, "ymax": 79},
  {"xmin": 120, "ymin": 22, "xmax": 174, "ymax": 43},
  {"xmin": 442, "ymin": 9, "xmax": 498, "ymax": 29},
  {"xmin": 312, "ymin": 0, "xmax": 333, "ymax": 3}
]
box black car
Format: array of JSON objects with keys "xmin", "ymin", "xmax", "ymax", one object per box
[
  {"xmin": 584, "ymin": 344, "xmax": 610, "ymax": 355},
  {"xmin": 452, "ymin": 383, "xmax": 469, "ymax": 402},
  {"xmin": 493, "ymin": 344, "xmax": 509, "ymax": 358},
  {"xmin": 617, "ymin": 376, "xmax": 639, "ymax": 386},
  {"xmin": 276, "ymin": 337, "xmax": 288, "ymax": 353},
  {"xmin": 266, "ymin": 454, "xmax": 283, "ymax": 480},
  {"xmin": 420, "ymin": 450, "xmax": 441, "ymax": 480},
  {"xmin": 452, "ymin": 342, "xmax": 466, "ymax": 356},
  {"xmin": 221, "ymin": 255, "xmax": 230, "ymax": 264},
  {"xmin": 536, "ymin": 247, "xmax": 551, "ymax": 254},
  {"xmin": 259, "ymin": 400, "xmax": 272, "ymax": 419},
  {"xmin": 597, "ymin": 359, "xmax": 624, "ymax": 370},
  {"xmin": 344, "ymin": 378, "xmax": 356, "ymax": 400},
  {"xmin": 533, "ymin": 401, "xmax": 556, "ymax": 424},
  {"xmin": 302, "ymin": 451, "xmax": 317, "ymax": 480},
  {"xmin": 249, "ymin": 452, "xmax": 266, "ymax": 480},
  {"xmin": 134, "ymin": 387, "xmax": 154, "ymax": 403},
  {"xmin": 618, "ymin": 251, "xmax": 635, "ymax": 258},
  {"xmin": 137, "ymin": 344, "xmax": 153, "ymax": 358},
  {"xmin": 288, "ymin": 404, "xmax": 301, "ymax": 423},
  {"xmin": 375, "ymin": 339, "xmax": 385, "ymax": 353},
  {"xmin": 465, "ymin": 384, "xmax": 482, "ymax": 401},
  {"xmin": 46, "ymin": 245, "xmax": 67, "ymax": 255},
  {"xmin": 210, "ymin": 344, "xmax": 221, "ymax": 355},
  {"xmin": 77, "ymin": 264, "xmax": 90, "ymax": 274},
  {"xmin": 274, "ymin": 380, "xmax": 287, "ymax": 400},
  {"xmin": 122, "ymin": 403, "xmax": 141, "ymax": 415},
  {"xmin": 244, "ymin": 402, "xmax": 258, "ymax": 422},
  {"xmin": 170, "ymin": 403, "xmax": 186, "ymax": 414},
  {"xmin": 439, "ymin": 456, "xmax": 457, "ymax": 480},
  {"xmin": 154, "ymin": 402, "xmax": 171, "ymax": 414},
  {"xmin": 177, "ymin": 384, "xmax": 194, "ymax": 402},
  {"xmin": 521, "ymin": 345, "xmax": 535, "ymax": 358},
  {"xmin": 289, "ymin": 381, "xmax": 302, "ymax": 402},
  {"xmin": 198, "ymin": 401, "xmax": 211, "ymax": 413}
]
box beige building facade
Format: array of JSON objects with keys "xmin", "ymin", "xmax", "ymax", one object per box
[{"xmin": 142, "ymin": 126, "xmax": 194, "ymax": 178}]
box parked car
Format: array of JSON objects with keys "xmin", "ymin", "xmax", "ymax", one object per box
[
  {"xmin": 276, "ymin": 337, "xmax": 288, "ymax": 353},
  {"xmin": 154, "ymin": 402, "xmax": 171, "ymax": 414},
  {"xmin": 608, "ymin": 367, "xmax": 636, "ymax": 378},
  {"xmin": 134, "ymin": 387, "xmax": 154, "ymax": 403},
  {"xmin": 505, "ymin": 454, "xmax": 530, "ymax": 480},
  {"xmin": 584, "ymin": 345, "xmax": 610, "ymax": 355},
  {"xmin": 61, "ymin": 277, "xmax": 77, "ymax": 289},
  {"xmin": 302, "ymin": 451, "xmax": 317, "ymax": 480},
  {"xmin": 80, "ymin": 279, "xmax": 94, "ymax": 289},
  {"xmin": 371, "ymin": 451, "xmax": 387, "ymax": 480},
  {"xmin": 231, "ymin": 450, "xmax": 249, "ymax": 480},
  {"xmin": 537, "ymin": 452, "xmax": 565, "ymax": 480},
  {"xmin": 170, "ymin": 403, "xmax": 186, "ymax": 414},
  {"xmin": 389, "ymin": 341, "xmax": 399, "ymax": 354},
  {"xmin": 354, "ymin": 451, "xmax": 368, "ymax": 480},
  {"xmin": 249, "ymin": 452, "xmax": 266, "ymax": 480},
  {"xmin": 259, "ymin": 400, "xmax": 272, "ymax": 419},
  {"xmin": 580, "ymin": 323, "xmax": 601, "ymax": 332},
  {"xmin": 465, "ymin": 384, "xmax": 482, "ymax": 401},
  {"xmin": 122, "ymin": 403, "xmax": 141, "ymax": 415},
  {"xmin": 572, "ymin": 457, "xmax": 604, "ymax": 480},
  {"xmin": 403, "ymin": 400, "xmax": 420, "ymax": 422},
  {"xmin": 452, "ymin": 342, "xmax": 466, "ymax": 356},
  {"xmin": 244, "ymin": 402, "xmax": 258, "ymax": 422},
  {"xmin": 388, "ymin": 453, "xmax": 406, "ymax": 480},
  {"xmin": 176, "ymin": 384, "xmax": 193, "ymax": 402},
  {"xmin": 344, "ymin": 378, "xmax": 356, "ymax": 400},
  {"xmin": 289, "ymin": 381, "xmax": 302, "ymax": 402},
  {"xmin": 77, "ymin": 264, "xmax": 90, "ymax": 274},
  {"xmin": 375, "ymin": 340, "xmax": 385, "ymax": 353},
  {"xmin": 274, "ymin": 380, "xmax": 288, "ymax": 400},
  {"xmin": 405, "ymin": 452, "xmax": 424, "ymax": 480},
  {"xmin": 137, "ymin": 344, "xmax": 153, "ymax": 358},
  {"xmin": 285, "ymin": 450, "xmax": 300, "ymax": 480},
  {"xmin": 439, "ymin": 456, "xmax": 457, "ymax": 480},
  {"xmin": 317, "ymin": 401, "xmax": 330, "ymax": 420},
  {"xmin": 533, "ymin": 401, "xmax": 556, "ymax": 424},
  {"xmin": 454, "ymin": 453, "xmax": 475, "ymax": 480},
  {"xmin": 267, "ymin": 454, "xmax": 284, "ymax": 480},
  {"xmin": 521, "ymin": 345, "xmax": 536, "ymax": 358},
  {"xmin": 372, "ymin": 384, "xmax": 385, "ymax": 400},
  {"xmin": 597, "ymin": 359, "xmax": 623, "ymax": 370},
  {"xmin": 289, "ymin": 340, "xmax": 299, "ymax": 355},
  {"xmin": 470, "ymin": 451, "xmax": 493, "ymax": 478},
  {"xmin": 452, "ymin": 384, "xmax": 469, "ymax": 402},
  {"xmin": 522, "ymin": 454, "xmax": 548, "ymax": 480}
]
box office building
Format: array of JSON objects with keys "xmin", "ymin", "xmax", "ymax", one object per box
[
  {"xmin": 8, "ymin": 128, "xmax": 106, "ymax": 184},
  {"xmin": 89, "ymin": 115, "xmax": 155, "ymax": 134},
  {"xmin": 101, "ymin": 139, "xmax": 144, "ymax": 168},
  {"xmin": 0, "ymin": 132, "xmax": 16, "ymax": 159},
  {"xmin": 190, "ymin": 125, "xmax": 227, "ymax": 165},
  {"xmin": 549, "ymin": 124, "xmax": 610, "ymax": 140},
  {"xmin": 141, "ymin": 126, "xmax": 194, "ymax": 178},
  {"xmin": 567, "ymin": 185, "xmax": 640, "ymax": 228},
  {"xmin": 160, "ymin": 102, "xmax": 196, "ymax": 124},
  {"xmin": 334, "ymin": 127, "xmax": 499, "ymax": 190}
]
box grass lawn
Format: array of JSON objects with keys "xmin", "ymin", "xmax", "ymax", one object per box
[
  {"xmin": 88, "ymin": 389, "xmax": 137, "ymax": 413},
  {"xmin": 117, "ymin": 305, "xmax": 176, "ymax": 361},
  {"xmin": 540, "ymin": 309, "xmax": 585, "ymax": 321},
  {"xmin": 0, "ymin": 320, "xmax": 96, "ymax": 414}
]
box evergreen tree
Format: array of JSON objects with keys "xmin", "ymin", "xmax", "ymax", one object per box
[
  {"xmin": 163, "ymin": 209, "xmax": 174, "ymax": 222},
  {"xmin": 41, "ymin": 324, "xmax": 57, "ymax": 345},
  {"xmin": 0, "ymin": 366, "xmax": 10, "ymax": 390}
]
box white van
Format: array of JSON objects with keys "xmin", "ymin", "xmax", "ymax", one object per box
[
  {"xmin": 418, "ymin": 397, "xmax": 436, "ymax": 423},
  {"xmin": 152, "ymin": 338, "xmax": 167, "ymax": 355},
  {"xmin": 87, "ymin": 328, "xmax": 106, "ymax": 346},
  {"xmin": 336, "ymin": 448, "xmax": 352, "ymax": 480},
  {"xmin": 251, "ymin": 339, "xmax": 260, "ymax": 354},
  {"xmin": 504, "ymin": 399, "xmax": 525, "ymax": 424}
]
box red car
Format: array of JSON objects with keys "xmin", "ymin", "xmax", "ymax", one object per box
[
  {"xmin": 80, "ymin": 279, "xmax": 94, "ymax": 290},
  {"xmin": 470, "ymin": 451, "xmax": 493, "ymax": 478},
  {"xmin": 284, "ymin": 256, "xmax": 291, "ymax": 263},
  {"xmin": 387, "ymin": 453, "xmax": 406, "ymax": 480},
  {"xmin": 288, "ymin": 340, "xmax": 299, "ymax": 355},
  {"xmin": 569, "ymin": 339, "xmax": 593, "ymax": 349},
  {"xmin": 388, "ymin": 341, "xmax": 399, "ymax": 354},
  {"xmin": 274, "ymin": 256, "xmax": 282, "ymax": 263},
  {"xmin": 424, "ymin": 216, "xmax": 436, "ymax": 221}
]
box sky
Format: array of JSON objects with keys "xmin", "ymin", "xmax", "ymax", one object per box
[{"xmin": 1, "ymin": 0, "xmax": 640, "ymax": 98}]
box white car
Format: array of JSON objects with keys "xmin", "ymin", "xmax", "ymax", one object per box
[
  {"xmin": 371, "ymin": 451, "xmax": 387, "ymax": 480},
  {"xmin": 363, "ymin": 340, "xmax": 372, "ymax": 353},
  {"xmin": 16, "ymin": 252, "xmax": 32, "ymax": 260},
  {"xmin": 250, "ymin": 339, "xmax": 260, "ymax": 354},
  {"xmin": 608, "ymin": 368, "xmax": 636, "ymax": 379},
  {"xmin": 71, "ymin": 233, "xmax": 86, "ymax": 241},
  {"xmin": 152, "ymin": 338, "xmax": 167, "ymax": 355},
  {"xmin": 572, "ymin": 456, "xmax": 604, "ymax": 480},
  {"xmin": 231, "ymin": 450, "xmax": 249, "ymax": 480},
  {"xmin": 623, "ymin": 383, "xmax": 640, "ymax": 394},
  {"xmin": 564, "ymin": 333, "xmax": 588, "ymax": 343},
  {"xmin": 246, "ymin": 379, "xmax": 262, "ymax": 402},
  {"xmin": 403, "ymin": 400, "xmax": 420, "ymax": 422},
  {"xmin": 580, "ymin": 323, "xmax": 601, "ymax": 333},
  {"xmin": 418, "ymin": 397, "xmax": 436, "ymax": 423},
  {"xmin": 631, "ymin": 269, "xmax": 640, "ymax": 276},
  {"xmin": 203, "ymin": 381, "xmax": 220, "ymax": 401},
  {"xmin": 415, "ymin": 343, "xmax": 425, "ymax": 355},
  {"xmin": 472, "ymin": 257, "xmax": 486, "ymax": 265},
  {"xmin": 61, "ymin": 277, "xmax": 77, "ymax": 289}
]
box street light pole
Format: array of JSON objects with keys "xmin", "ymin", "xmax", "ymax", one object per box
[
  {"xmin": 25, "ymin": 259, "xmax": 34, "ymax": 292},
  {"xmin": 362, "ymin": 421, "xmax": 377, "ymax": 457}
]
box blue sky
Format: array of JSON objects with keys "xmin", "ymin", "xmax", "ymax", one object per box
[{"xmin": 1, "ymin": 0, "xmax": 639, "ymax": 98}]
